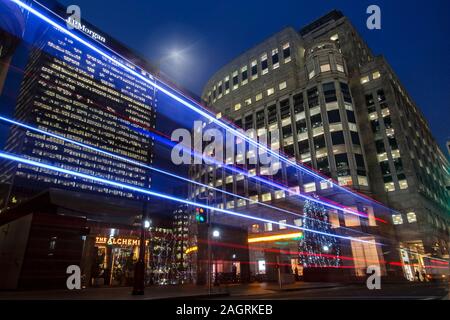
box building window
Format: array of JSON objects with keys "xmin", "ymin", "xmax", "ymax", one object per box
[
  {"xmin": 216, "ymin": 112, "xmax": 222, "ymax": 119},
  {"xmin": 251, "ymin": 60, "xmax": 258, "ymax": 79},
  {"xmin": 358, "ymin": 176, "xmax": 369, "ymax": 186},
  {"xmin": 267, "ymin": 87, "xmax": 274, "ymax": 96},
  {"xmin": 385, "ymin": 182, "xmax": 395, "ymax": 192},
  {"xmin": 308, "ymin": 70, "xmax": 315, "ymax": 79},
  {"xmin": 279, "ymin": 220, "xmax": 287, "ymax": 230},
  {"xmin": 224, "ymin": 76, "xmax": 230, "ymax": 93},
  {"xmin": 262, "ymin": 192, "xmax": 272, "ymax": 202},
  {"xmin": 344, "ymin": 213, "xmax": 360, "ymax": 227},
  {"xmin": 241, "ymin": 66, "xmax": 248, "ymax": 85},
  {"xmin": 244, "ymin": 98, "xmax": 252, "ymax": 106},
  {"xmin": 406, "ymin": 212, "xmax": 417, "ymax": 223},
  {"xmin": 283, "ymin": 43, "xmax": 291, "ymax": 62},
  {"xmin": 274, "ymin": 190, "xmax": 285, "ymax": 199},
  {"xmin": 303, "ymin": 182, "xmax": 316, "ymax": 193},
  {"xmin": 255, "ymin": 93, "xmax": 262, "ymax": 101},
  {"xmin": 360, "ymin": 76, "xmax": 370, "ymax": 84},
  {"xmin": 399, "ymin": 178, "xmax": 408, "ymax": 190},
  {"xmin": 251, "ymin": 224, "xmax": 260, "ymax": 233},
  {"xmin": 331, "ymin": 131, "xmax": 345, "ymax": 145},
  {"xmin": 279, "ymin": 81, "xmax": 287, "ymax": 90},
  {"xmin": 272, "ymin": 48, "xmax": 279, "ymax": 69},
  {"xmin": 320, "ymin": 64, "xmax": 331, "ymax": 73},
  {"xmin": 232, "ymin": 71, "xmax": 239, "ymax": 89},
  {"xmin": 336, "ymin": 64, "xmax": 344, "ymax": 73},
  {"xmin": 392, "ymin": 214, "xmax": 403, "ymax": 225},
  {"xmin": 234, "ymin": 103, "xmax": 241, "ymax": 111},
  {"xmin": 261, "ymin": 53, "xmax": 268, "ymax": 75},
  {"xmin": 294, "ymin": 219, "xmax": 302, "ymax": 227},
  {"xmin": 264, "ymin": 222, "xmax": 273, "ymax": 232},
  {"xmin": 323, "ymin": 82, "xmax": 337, "ymax": 103},
  {"xmin": 258, "ymin": 260, "xmax": 266, "ymax": 274},
  {"xmin": 338, "ymin": 176, "xmax": 353, "ymax": 186},
  {"xmin": 373, "ymin": 71, "xmax": 381, "ymax": 79}
]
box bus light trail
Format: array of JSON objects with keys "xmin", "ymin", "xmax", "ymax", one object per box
[{"xmin": 0, "ymin": 115, "xmax": 385, "ymax": 237}]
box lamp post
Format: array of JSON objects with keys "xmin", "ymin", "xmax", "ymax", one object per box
[{"xmin": 132, "ymin": 211, "xmax": 150, "ymax": 295}]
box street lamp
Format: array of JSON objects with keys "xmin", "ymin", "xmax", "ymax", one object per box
[
  {"xmin": 212, "ymin": 230, "xmax": 220, "ymax": 238},
  {"xmin": 132, "ymin": 213, "xmax": 148, "ymax": 295}
]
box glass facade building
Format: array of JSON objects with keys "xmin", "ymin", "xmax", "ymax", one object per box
[{"xmin": 0, "ymin": 0, "xmax": 157, "ymax": 204}]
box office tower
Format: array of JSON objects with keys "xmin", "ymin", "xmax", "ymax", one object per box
[
  {"xmin": 199, "ymin": 11, "xmax": 449, "ymax": 280},
  {"xmin": 0, "ymin": 0, "xmax": 157, "ymax": 204}
]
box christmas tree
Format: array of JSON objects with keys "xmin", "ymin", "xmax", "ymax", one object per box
[{"xmin": 299, "ymin": 196, "xmax": 341, "ymax": 268}]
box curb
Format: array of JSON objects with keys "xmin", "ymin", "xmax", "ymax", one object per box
[{"xmin": 156, "ymin": 292, "xmax": 230, "ymax": 300}]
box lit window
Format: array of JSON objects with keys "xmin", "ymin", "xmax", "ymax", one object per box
[
  {"xmin": 262, "ymin": 193, "xmax": 272, "ymax": 202},
  {"xmin": 283, "ymin": 43, "xmax": 291, "ymax": 63},
  {"xmin": 279, "ymin": 81, "xmax": 287, "ymax": 90},
  {"xmin": 258, "ymin": 260, "xmax": 266, "ymax": 274},
  {"xmin": 336, "ymin": 64, "xmax": 344, "ymax": 73},
  {"xmin": 241, "ymin": 65, "xmax": 248, "ymax": 85},
  {"xmin": 392, "ymin": 214, "xmax": 403, "ymax": 225},
  {"xmin": 294, "ymin": 219, "xmax": 302, "ymax": 227},
  {"xmin": 234, "ymin": 103, "xmax": 241, "ymax": 111},
  {"xmin": 264, "ymin": 222, "xmax": 273, "ymax": 232},
  {"xmin": 358, "ymin": 176, "xmax": 369, "ymax": 186},
  {"xmin": 338, "ymin": 176, "xmax": 353, "ymax": 186},
  {"xmin": 373, "ymin": 71, "xmax": 381, "ymax": 79},
  {"xmin": 251, "ymin": 224, "xmax": 260, "ymax": 233},
  {"xmin": 320, "ymin": 180, "xmax": 332, "ymax": 190},
  {"xmin": 267, "ymin": 88, "xmax": 275, "ymax": 96},
  {"xmin": 344, "ymin": 212, "xmax": 360, "ymax": 227},
  {"xmin": 261, "ymin": 53, "xmax": 268, "ymax": 75},
  {"xmin": 232, "ymin": 70, "xmax": 239, "ymax": 90},
  {"xmin": 399, "ymin": 179, "xmax": 408, "ymax": 190},
  {"xmin": 406, "ymin": 212, "xmax": 417, "ymax": 223},
  {"xmin": 308, "ymin": 70, "xmax": 315, "ymax": 79},
  {"xmin": 251, "ymin": 60, "xmax": 258, "ymax": 80},
  {"xmin": 320, "ymin": 64, "xmax": 331, "ymax": 72},
  {"xmin": 272, "ymin": 48, "xmax": 279, "ymax": 69},
  {"xmin": 244, "ymin": 98, "xmax": 252, "ymax": 106},
  {"xmin": 274, "ymin": 190, "xmax": 285, "ymax": 199},
  {"xmin": 329, "ymin": 210, "xmax": 340, "ymax": 228},
  {"xmin": 385, "ymin": 182, "xmax": 395, "ymax": 192},
  {"xmin": 360, "ymin": 76, "xmax": 370, "ymax": 84},
  {"xmin": 303, "ymin": 182, "xmax": 316, "ymax": 193},
  {"xmin": 279, "ymin": 220, "xmax": 287, "ymax": 230},
  {"xmin": 330, "ymin": 34, "xmax": 339, "ymax": 41},
  {"xmin": 255, "ymin": 93, "xmax": 262, "ymax": 101}
]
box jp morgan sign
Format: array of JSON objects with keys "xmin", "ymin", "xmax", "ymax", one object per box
[{"xmin": 66, "ymin": 16, "xmax": 106, "ymax": 44}]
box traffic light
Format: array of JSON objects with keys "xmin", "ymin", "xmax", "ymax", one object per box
[{"xmin": 195, "ymin": 207, "xmax": 207, "ymax": 223}]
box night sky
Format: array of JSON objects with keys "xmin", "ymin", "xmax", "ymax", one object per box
[{"xmin": 47, "ymin": 0, "xmax": 450, "ymax": 154}]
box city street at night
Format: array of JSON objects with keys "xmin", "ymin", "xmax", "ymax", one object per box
[{"xmin": 0, "ymin": 0, "xmax": 449, "ymax": 313}]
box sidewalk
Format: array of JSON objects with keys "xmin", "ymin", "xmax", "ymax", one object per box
[{"xmin": 0, "ymin": 281, "xmax": 345, "ymax": 300}]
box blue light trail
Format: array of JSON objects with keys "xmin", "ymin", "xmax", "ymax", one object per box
[{"xmin": 0, "ymin": 150, "xmax": 383, "ymax": 246}]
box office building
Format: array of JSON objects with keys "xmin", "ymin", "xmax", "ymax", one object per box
[{"xmin": 198, "ymin": 11, "xmax": 449, "ymax": 281}]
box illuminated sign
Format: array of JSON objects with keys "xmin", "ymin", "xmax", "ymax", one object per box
[
  {"xmin": 248, "ymin": 232, "xmax": 303, "ymax": 243},
  {"xmin": 66, "ymin": 17, "xmax": 106, "ymax": 43},
  {"xmin": 95, "ymin": 236, "xmax": 149, "ymax": 246}
]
